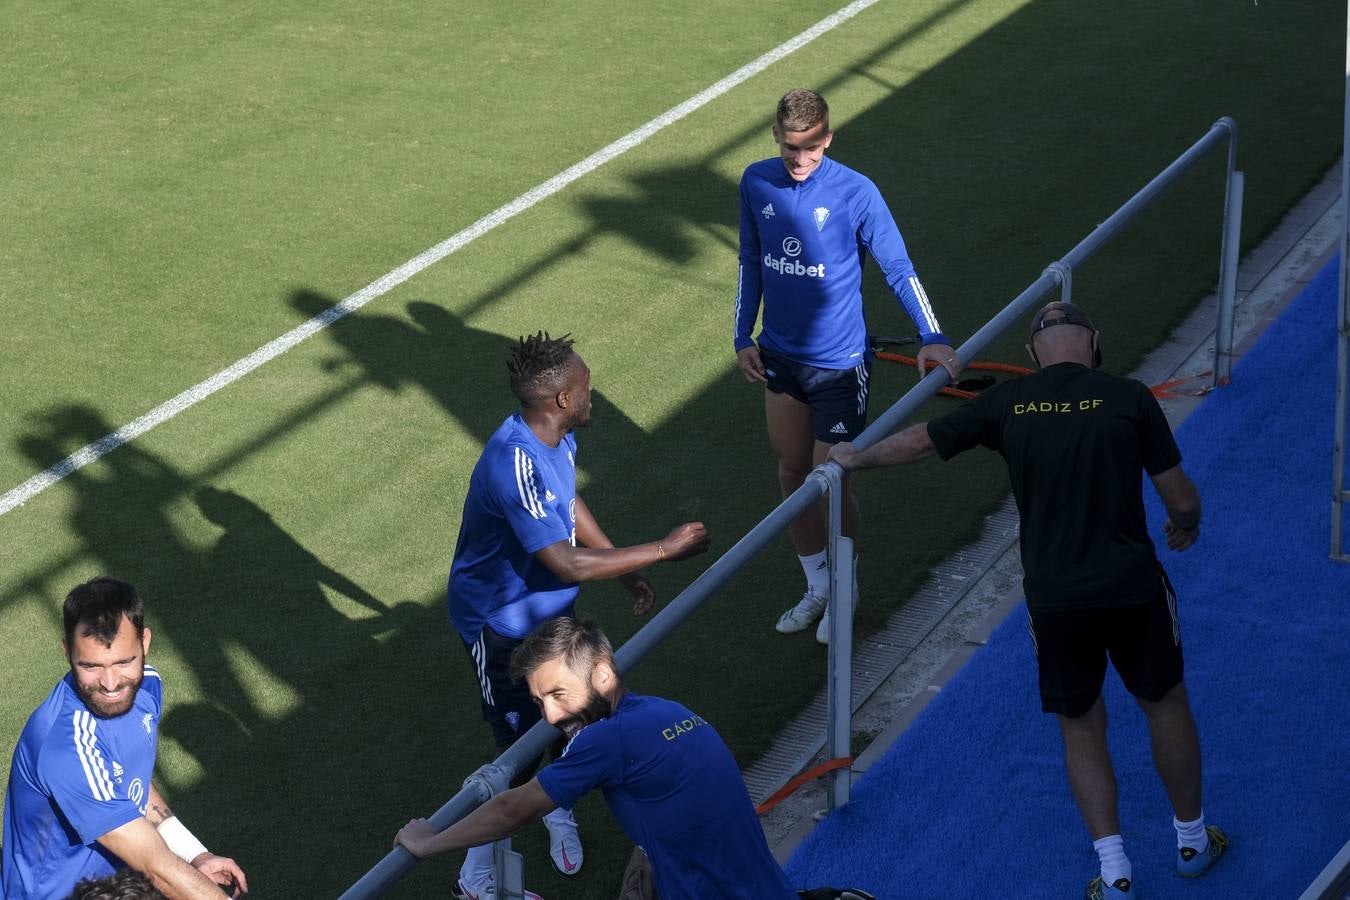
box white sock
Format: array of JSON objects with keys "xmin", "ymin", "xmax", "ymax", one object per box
[
  {"xmin": 460, "ymin": 843, "xmax": 495, "ymax": 888},
  {"xmin": 543, "ymin": 806, "xmax": 575, "ymax": 827},
  {"xmin": 1092, "ymin": 834, "xmax": 1132, "ymax": 885},
  {"xmin": 799, "ymin": 550, "xmax": 829, "ymax": 596},
  {"xmin": 1174, "ymin": 812, "xmax": 1208, "ymax": 851}
]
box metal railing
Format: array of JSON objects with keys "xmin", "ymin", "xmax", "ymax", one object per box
[
  {"xmin": 340, "ymin": 116, "xmax": 1243, "ymax": 899},
  {"xmin": 1331, "ymin": 9, "xmax": 1350, "ymax": 561}
]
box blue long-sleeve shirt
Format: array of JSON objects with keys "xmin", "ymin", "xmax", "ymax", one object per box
[{"xmin": 734, "ymin": 154, "xmax": 945, "ymax": 369}]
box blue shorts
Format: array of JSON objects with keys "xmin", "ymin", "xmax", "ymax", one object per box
[
  {"xmin": 463, "ymin": 625, "xmax": 541, "ymax": 748},
  {"xmin": 760, "ymin": 348, "xmax": 871, "ymax": 443}
]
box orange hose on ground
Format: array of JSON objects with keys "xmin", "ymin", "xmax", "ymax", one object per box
[
  {"xmin": 877, "ymin": 352, "xmax": 1216, "ymax": 399},
  {"xmin": 874, "ymin": 351, "xmax": 1033, "ymax": 399},
  {"xmin": 755, "ymin": 757, "xmax": 855, "ymax": 815}
]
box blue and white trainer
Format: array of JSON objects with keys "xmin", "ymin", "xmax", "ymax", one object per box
[
  {"xmin": 1177, "ymin": 824, "xmax": 1229, "ymax": 878},
  {"xmin": 1085, "ymin": 876, "xmax": 1134, "ymax": 899}
]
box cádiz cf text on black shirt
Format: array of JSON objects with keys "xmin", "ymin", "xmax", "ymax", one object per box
[{"xmin": 926, "ymin": 362, "xmax": 1181, "ymax": 612}]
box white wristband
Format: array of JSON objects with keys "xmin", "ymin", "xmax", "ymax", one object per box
[{"xmin": 157, "ymin": 815, "xmax": 209, "ymax": 863}]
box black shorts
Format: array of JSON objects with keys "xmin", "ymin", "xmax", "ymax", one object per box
[
  {"xmin": 1026, "ymin": 567, "xmax": 1184, "ymax": 718},
  {"xmin": 761, "ymin": 348, "xmax": 871, "ymax": 444},
  {"xmin": 463, "ymin": 625, "xmax": 541, "ymax": 748}
]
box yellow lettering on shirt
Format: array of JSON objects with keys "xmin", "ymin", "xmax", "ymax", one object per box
[
  {"xmin": 1013, "ymin": 399, "xmax": 1104, "ymax": 415},
  {"xmin": 661, "ymin": 714, "xmax": 709, "ymax": 741}
]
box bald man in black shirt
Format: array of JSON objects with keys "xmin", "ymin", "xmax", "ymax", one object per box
[{"xmin": 828, "ymin": 302, "xmax": 1227, "ymax": 900}]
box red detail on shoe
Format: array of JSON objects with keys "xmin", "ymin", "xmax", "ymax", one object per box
[{"xmin": 561, "ymin": 848, "xmax": 577, "ymax": 872}]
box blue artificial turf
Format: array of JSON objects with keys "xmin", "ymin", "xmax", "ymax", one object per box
[{"xmin": 785, "ymin": 257, "xmax": 1350, "ymax": 898}]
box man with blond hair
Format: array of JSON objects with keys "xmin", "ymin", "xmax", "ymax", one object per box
[{"xmin": 733, "ymin": 88, "xmax": 959, "ymax": 644}]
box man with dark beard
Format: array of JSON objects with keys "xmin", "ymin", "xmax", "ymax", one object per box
[
  {"xmin": 397, "ymin": 618, "xmax": 875, "ymax": 900},
  {"xmin": 3, "ymin": 578, "xmax": 247, "ymax": 900}
]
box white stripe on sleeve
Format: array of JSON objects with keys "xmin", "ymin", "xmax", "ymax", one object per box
[
  {"xmin": 72, "ymin": 711, "xmax": 115, "ymax": 801},
  {"xmin": 734, "ymin": 264, "xmax": 744, "ymax": 340},
  {"xmin": 513, "ymin": 448, "xmax": 545, "ymax": 519},
  {"xmin": 909, "ymin": 276, "xmax": 941, "ymax": 334}
]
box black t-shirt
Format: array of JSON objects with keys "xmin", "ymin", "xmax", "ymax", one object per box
[{"xmin": 927, "ymin": 362, "xmax": 1182, "ymax": 611}]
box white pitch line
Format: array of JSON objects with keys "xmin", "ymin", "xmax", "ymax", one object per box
[{"xmin": 0, "ymin": 0, "xmax": 883, "ymax": 518}]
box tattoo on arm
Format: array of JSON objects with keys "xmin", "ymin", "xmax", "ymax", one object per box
[{"xmin": 146, "ymin": 797, "xmax": 174, "ymax": 826}]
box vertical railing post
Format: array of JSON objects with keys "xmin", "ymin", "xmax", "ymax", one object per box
[
  {"xmin": 1212, "ymin": 117, "xmax": 1241, "ymax": 387},
  {"xmin": 494, "ymin": 841, "xmax": 527, "ymax": 900},
  {"xmin": 1332, "ymin": 15, "xmax": 1350, "ymax": 560},
  {"xmin": 1214, "ymin": 168, "xmax": 1245, "ymax": 386},
  {"xmin": 467, "ymin": 764, "xmax": 524, "ymax": 900},
  {"xmin": 821, "ymin": 463, "xmax": 854, "ymax": 810}
]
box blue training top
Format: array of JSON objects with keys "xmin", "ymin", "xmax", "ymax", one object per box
[
  {"xmin": 448, "ymin": 413, "xmax": 580, "ymax": 644},
  {"xmin": 734, "ymin": 153, "xmax": 946, "ymax": 369},
  {"xmin": 537, "ymin": 693, "xmax": 797, "ymax": 900},
  {"xmin": 3, "ymin": 667, "xmax": 162, "ymax": 900}
]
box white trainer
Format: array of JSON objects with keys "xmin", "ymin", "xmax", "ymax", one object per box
[
  {"xmin": 543, "ymin": 809, "xmax": 583, "ymax": 877},
  {"xmin": 816, "ymin": 583, "xmax": 861, "ymax": 645},
  {"xmin": 454, "ymin": 876, "xmax": 544, "ymax": 900},
  {"xmin": 775, "ymin": 590, "xmax": 828, "ymax": 633}
]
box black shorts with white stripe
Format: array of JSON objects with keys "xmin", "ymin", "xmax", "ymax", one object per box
[
  {"xmin": 760, "ymin": 347, "xmax": 871, "ymax": 444},
  {"xmin": 1026, "ymin": 565, "xmax": 1184, "ymax": 718},
  {"xmin": 463, "ymin": 625, "xmax": 541, "ymax": 749}
]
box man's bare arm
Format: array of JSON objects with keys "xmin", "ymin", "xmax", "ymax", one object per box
[
  {"xmin": 145, "ymin": 783, "xmax": 175, "ymax": 826},
  {"xmin": 534, "ymin": 521, "xmax": 709, "ymax": 583},
  {"xmin": 828, "ymin": 423, "xmax": 937, "ymax": 471},
  {"xmin": 98, "ymin": 817, "xmax": 226, "ymax": 900},
  {"xmin": 572, "ymin": 495, "xmax": 658, "ymax": 614},
  {"xmin": 1150, "ymin": 464, "xmax": 1201, "ymax": 551},
  {"xmin": 144, "ymin": 783, "xmax": 249, "ymax": 895},
  {"xmin": 396, "ymin": 778, "xmax": 558, "ymax": 859}
]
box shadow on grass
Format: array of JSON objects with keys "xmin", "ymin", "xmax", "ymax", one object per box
[
  {"xmin": 277, "ymin": 287, "xmax": 1012, "ymax": 897},
  {"xmin": 5, "ymin": 0, "xmax": 1341, "ymax": 895}
]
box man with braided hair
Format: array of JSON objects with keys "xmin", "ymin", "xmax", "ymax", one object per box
[{"xmin": 446, "ymin": 332, "xmax": 710, "ymax": 899}]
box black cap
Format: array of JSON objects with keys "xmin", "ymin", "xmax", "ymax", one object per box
[
  {"xmin": 1028, "ymin": 301, "xmax": 1102, "ymax": 368},
  {"xmin": 1029, "ymin": 301, "xmax": 1096, "ymax": 336}
]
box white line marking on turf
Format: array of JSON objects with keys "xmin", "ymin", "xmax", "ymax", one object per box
[{"xmin": 0, "ymin": 0, "xmax": 883, "ymax": 518}]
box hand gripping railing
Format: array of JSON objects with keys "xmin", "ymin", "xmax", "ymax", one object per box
[{"xmin": 340, "ymin": 116, "xmax": 1241, "ymax": 899}]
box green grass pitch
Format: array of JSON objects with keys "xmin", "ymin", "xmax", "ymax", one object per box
[{"xmin": 1, "ymin": 1, "xmax": 1342, "ymax": 895}]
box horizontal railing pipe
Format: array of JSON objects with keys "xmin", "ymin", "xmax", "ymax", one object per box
[
  {"xmin": 1060, "ymin": 119, "xmax": 1234, "ymax": 272},
  {"xmin": 339, "ymin": 750, "xmax": 548, "ymax": 898},
  {"xmin": 614, "ymin": 468, "xmax": 831, "ymax": 672}
]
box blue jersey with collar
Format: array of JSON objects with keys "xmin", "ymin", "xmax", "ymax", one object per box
[
  {"xmin": 448, "ymin": 413, "xmax": 580, "ymax": 643},
  {"xmin": 3, "ymin": 667, "xmax": 162, "ymax": 900},
  {"xmin": 734, "ymin": 154, "xmax": 945, "ymax": 369},
  {"xmin": 536, "ymin": 693, "xmax": 796, "ymax": 900}
]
